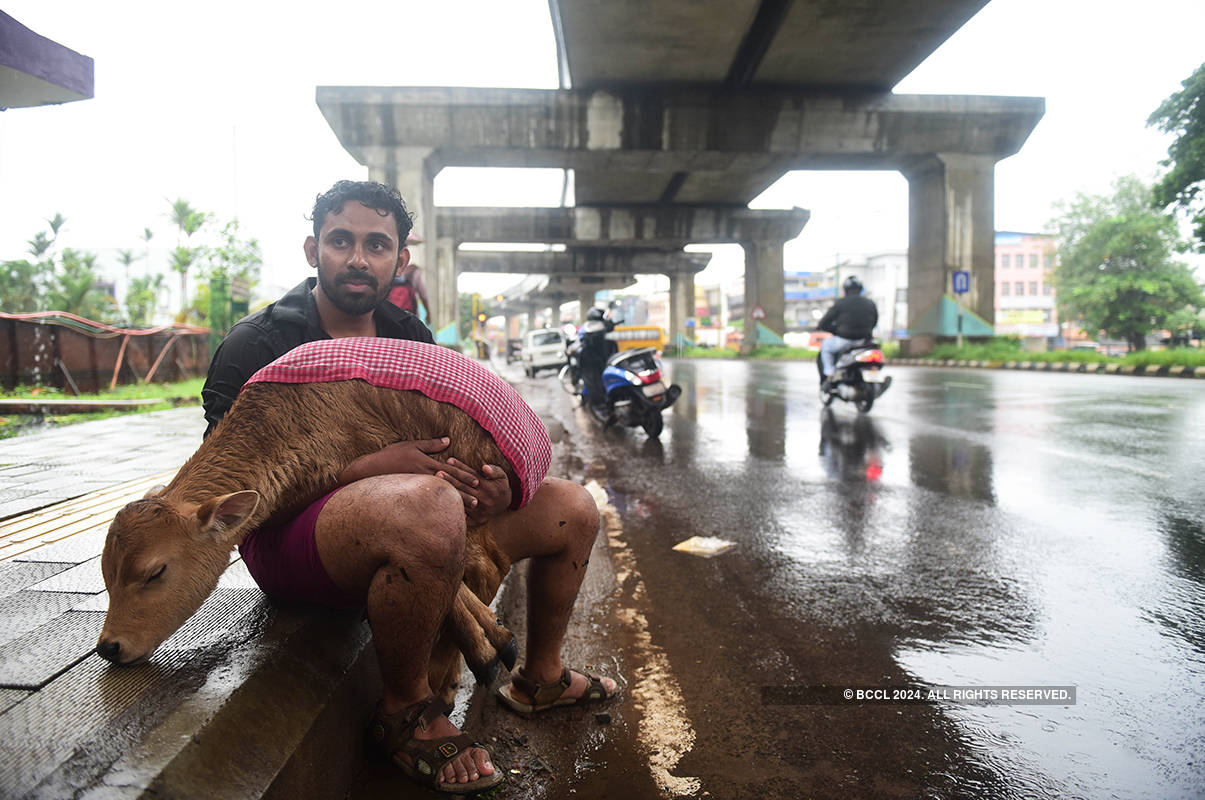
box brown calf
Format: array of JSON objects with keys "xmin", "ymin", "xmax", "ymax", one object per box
[{"xmin": 98, "ymin": 379, "xmax": 525, "ymax": 700}]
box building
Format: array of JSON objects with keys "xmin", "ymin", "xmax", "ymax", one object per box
[
  {"xmin": 994, "ymin": 231, "xmax": 1059, "ymax": 346},
  {"xmin": 826, "ymin": 252, "xmax": 909, "ymax": 340},
  {"xmin": 783, "ymin": 271, "xmax": 836, "ymax": 331}
]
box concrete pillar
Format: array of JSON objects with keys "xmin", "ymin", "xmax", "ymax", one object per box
[
  {"xmin": 370, "ymin": 148, "xmax": 456, "ymax": 336},
  {"xmin": 903, "ymin": 153, "xmax": 996, "ymax": 353},
  {"xmin": 578, "ymin": 290, "xmax": 597, "ymax": 321},
  {"xmin": 668, "ymin": 271, "xmax": 695, "ymax": 350},
  {"xmin": 740, "ymin": 239, "xmax": 787, "ymax": 352},
  {"xmin": 433, "ymin": 237, "xmax": 456, "ymax": 337}
]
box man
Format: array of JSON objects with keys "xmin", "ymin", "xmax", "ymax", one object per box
[
  {"xmin": 202, "ymin": 180, "xmax": 615, "ymax": 794},
  {"xmin": 576, "ymin": 305, "xmax": 617, "ymax": 412},
  {"xmin": 386, "ymin": 232, "xmax": 433, "ymax": 327},
  {"xmin": 817, "ymin": 275, "xmax": 878, "ymax": 389}
]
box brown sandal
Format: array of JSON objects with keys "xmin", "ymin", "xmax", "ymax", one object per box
[
  {"xmin": 496, "ymin": 666, "xmax": 617, "ymax": 715},
  {"xmin": 368, "ymin": 696, "xmax": 504, "ymax": 794}
]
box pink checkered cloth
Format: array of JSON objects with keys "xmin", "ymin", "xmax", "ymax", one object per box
[{"xmin": 245, "ymin": 338, "xmax": 551, "ymax": 508}]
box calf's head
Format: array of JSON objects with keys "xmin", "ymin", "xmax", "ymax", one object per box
[{"xmin": 97, "ymin": 489, "xmax": 260, "ymax": 666}]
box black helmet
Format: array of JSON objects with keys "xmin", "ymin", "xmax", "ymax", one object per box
[
  {"xmin": 586, "ymin": 307, "xmax": 605, "ymax": 321},
  {"xmin": 842, "ymin": 276, "xmax": 863, "ymax": 294}
]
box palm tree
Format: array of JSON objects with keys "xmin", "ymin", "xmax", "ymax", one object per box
[
  {"xmin": 167, "ymin": 199, "xmax": 208, "ymax": 313},
  {"xmin": 169, "ymin": 246, "xmax": 196, "ymax": 317}
]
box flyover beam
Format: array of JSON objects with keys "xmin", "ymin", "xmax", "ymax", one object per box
[
  {"xmin": 317, "ymin": 87, "xmax": 1044, "ymax": 182},
  {"xmin": 436, "ymin": 206, "xmax": 807, "ymax": 249},
  {"xmin": 455, "ymin": 248, "xmax": 710, "ymax": 276}
]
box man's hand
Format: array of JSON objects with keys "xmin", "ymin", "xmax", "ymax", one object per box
[
  {"xmin": 336, "ymin": 437, "xmax": 451, "ymax": 485},
  {"xmin": 436, "ymin": 459, "xmax": 512, "ymax": 526},
  {"xmin": 337, "ymin": 438, "xmax": 511, "ymax": 525}
]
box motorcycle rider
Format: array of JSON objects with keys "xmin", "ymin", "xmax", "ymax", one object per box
[
  {"xmin": 817, "ymin": 276, "xmax": 878, "ymax": 391},
  {"xmin": 578, "ymin": 306, "xmax": 617, "ymax": 412}
]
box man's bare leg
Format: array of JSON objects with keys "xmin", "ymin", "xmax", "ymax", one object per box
[
  {"xmin": 491, "ymin": 477, "xmax": 618, "ymax": 701},
  {"xmin": 315, "ymin": 474, "xmax": 494, "ymax": 786}
]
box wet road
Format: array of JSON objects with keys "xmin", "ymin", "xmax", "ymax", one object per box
[
  {"xmin": 354, "ymin": 360, "xmax": 1204, "ymax": 800},
  {"xmin": 529, "ymin": 361, "xmax": 1203, "ymax": 800}
]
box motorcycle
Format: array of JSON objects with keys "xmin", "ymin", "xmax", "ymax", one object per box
[
  {"xmin": 817, "ymin": 338, "xmax": 892, "ymax": 413},
  {"xmin": 559, "ymin": 320, "xmax": 681, "ymax": 438}
]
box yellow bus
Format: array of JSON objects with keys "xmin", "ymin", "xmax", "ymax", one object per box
[{"xmin": 611, "ymin": 325, "xmax": 666, "ymax": 352}]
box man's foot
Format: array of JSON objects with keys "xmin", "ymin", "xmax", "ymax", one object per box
[
  {"xmin": 370, "ymin": 696, "xmax": 502, "ymax": 793},
  {"xmin": 497, "ymin": 666, "xmax": 619, "ymax": 715}
]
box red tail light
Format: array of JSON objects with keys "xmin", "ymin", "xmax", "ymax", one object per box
[
  {"xmin": 866, "ymin": 459, "xmax": 883, "ymax": 481},
  {"xmin": 639, "ymin": 369, "xmax": 662, "ymax": 384},
  {"xmin": 855, "ymin": 349, "xmax": 884, "ymax": 364}
]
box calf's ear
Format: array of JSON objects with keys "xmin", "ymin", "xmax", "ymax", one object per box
[
  {"xmin": 143, "ymin": 484, "xmax": 167, "ymax": 498},
  {"xmin": 195, "ymin": 491, "xmax": 261, "ymax": 542}
]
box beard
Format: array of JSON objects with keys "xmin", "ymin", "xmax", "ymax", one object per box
[{"xmin": 316, "ymin": 266, "xmax": 390, "ymax": 316}]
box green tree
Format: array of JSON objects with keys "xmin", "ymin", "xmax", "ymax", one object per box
[
  {"xmin": 0, "ymin": 259, "xmax": 47, "ymax": 312},
  {"xmin": 1149, "ymin": 62, "xmax": 1205, "ymax": 252},
  {"xmin": 47, "ymin": 248, "xmax": 117, "ymax": 321},
  {"xmin": 1, "ymin": 216, "xmax": 114, "ymax": 320},
  {"xmin": 168, "ymin": 245, "xmax": 197, "ymax": 320},
  {"xmin": 205, "ymin": 219, "xmax": 262, "ymax": 284},
  {"xmin": 125, "ymin": 274, "xmax": 164, "ymax": 327},
  {"xmin": 1051, "ymin": 176, "xmax": 1204, "ymax": 351},
  {"xmin": 167, "ymin": 199, "xmax": 210, "ymax": 313}
]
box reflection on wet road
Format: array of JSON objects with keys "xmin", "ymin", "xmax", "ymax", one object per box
[{"xmin": 566, "ymin": 360, "xmax": 1204, "ymax": 800}]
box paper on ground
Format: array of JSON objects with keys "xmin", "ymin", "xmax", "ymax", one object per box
[{"xmin": 672, "ymin": 536, "xmax": 736, "ymax": 558}]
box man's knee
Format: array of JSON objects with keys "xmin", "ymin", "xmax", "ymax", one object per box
[
  {"xmin": 349, "ymin": 474, "xmax": 467, "ymax": 567},
  {"xmin": 542, "ymin": 478, "xmax": 599, "ymax": 548}
]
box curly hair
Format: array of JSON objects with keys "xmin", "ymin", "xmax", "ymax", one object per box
[{"xmin": 309, "ymin": 180, "xmax": 415, "ymax": 244}]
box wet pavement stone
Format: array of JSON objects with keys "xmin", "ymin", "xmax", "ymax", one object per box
[{"xmin": 0, "ymin": 407, "xmax": 204, "ymax": 521}]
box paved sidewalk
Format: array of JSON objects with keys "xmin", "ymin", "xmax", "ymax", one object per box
[{"xmin": 0, "ymin": 406, "xmax": 204, "ymax": 521}]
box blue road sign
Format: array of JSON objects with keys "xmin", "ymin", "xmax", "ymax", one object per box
[{"xmin": 952, "ymin": 270, "xmax": 971, "ymax": 295}]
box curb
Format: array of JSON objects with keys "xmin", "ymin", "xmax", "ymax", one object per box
[{"xmin": 890, "ymin": 359, "xmax": 1204, "ymax": 378}]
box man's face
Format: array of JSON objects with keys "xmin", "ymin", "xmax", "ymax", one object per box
[{"xmin": 305, "ymin": 202, "xmax": 406, "ymax": 316}]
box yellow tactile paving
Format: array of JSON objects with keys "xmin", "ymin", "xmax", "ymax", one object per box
[{"xmin": 0, "ymin": 470, "xmax": 179, "ymax": 563}]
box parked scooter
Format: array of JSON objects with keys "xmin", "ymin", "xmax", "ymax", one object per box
[
  {"xmin": 818, "ymin": 339, "xmax": 892, "ymax": 413},
  {"xmin": 559, "ymin": 310, "xmax": 681, "ymax": 437}
]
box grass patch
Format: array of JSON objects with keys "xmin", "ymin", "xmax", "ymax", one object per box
[
  {"xmin": 1118, "ymin": 348, "xmax": 1205, "ymax": 367},
  {"xmin": 923, "ymin": 337, "xmax": 1204, "ymax": 367},
  {"xmin": 676, "ymin": 346, "xmax": 739, "ymax": 359},
  {"xmin": 2, "ymin": 377, "xmax": 205, "ymax": 401},
  {"xmin": 0, "ymin": 377, "xmax": 204, "ymax": 440}
]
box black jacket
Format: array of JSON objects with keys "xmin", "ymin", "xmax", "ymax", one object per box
[
  {"xmin": 201, "ymin": 278, "xmax": 433, "ymax": 436},
  {"xmin": 817, "ymin": 294, "xmax": 878, "ymax": 340}
]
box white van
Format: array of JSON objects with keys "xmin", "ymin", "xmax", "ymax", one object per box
[{"xmin": 521, "ymin": 328, "xmax": 568, "ymax": 377}]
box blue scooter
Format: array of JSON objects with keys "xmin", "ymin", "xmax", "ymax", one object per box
[{"xmin": 560, "ymin": 319, "xmax": 681, "ymax": 438}]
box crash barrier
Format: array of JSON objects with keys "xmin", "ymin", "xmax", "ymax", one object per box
[
  {"xmin": 1, "ymin": 312, "xmax": 210, "ymax": 393},
  {"xmin": 892, "ymin": 358, "xmax": 1204, "ymax": 378}
]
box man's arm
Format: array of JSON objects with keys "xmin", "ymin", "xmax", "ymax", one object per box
[
  {"xmin": 817, "ymin": 303, "xmax": 839, "ymax": 334},
  {"xmin": 201, "ymin": 323, "xmax": 281, "ymax": 437}
]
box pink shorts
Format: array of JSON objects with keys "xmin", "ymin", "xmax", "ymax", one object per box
[{"xmin": 238, "ymin": 489, "xmax": 363, "ymax": 610}]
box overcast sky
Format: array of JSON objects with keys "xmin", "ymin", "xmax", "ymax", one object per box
[{"xmin": 2, "ymin": 0, "xmax": 1202, "ymax": 301}]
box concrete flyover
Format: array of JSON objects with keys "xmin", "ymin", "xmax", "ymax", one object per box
[
  {"xmin": 317, "ymin": 0, "xmax": 1044, "ymax": 349},
  {"xmin": 457, "ymin": 247, "xmax": 713, "ymax": 342}
]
